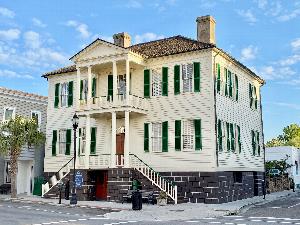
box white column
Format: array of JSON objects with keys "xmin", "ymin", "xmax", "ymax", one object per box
[
  {"xmin": 125, "ymin": 59, "xmax": 130, "ymax": 105},
  {"xmin": 111, "ymin": 112, "xmax": 116, "ymax": 167},
  {"xmin": 124, "ymin": 111, "xmax": 130, "ymax": 167},
  {"xmin": 85, "ymin": 115, "xmax": 91, "ymax": 169},
  {"xmin": 76, "ymin": 67, "xmax": 81, "ymax": 110},
  {"xmin": 112, "ymin": 60, "xmax": 117, "ymax": 102},
  {"xmin": 87, "ymin": 65, "xmax": 92, "ymax": 109}
]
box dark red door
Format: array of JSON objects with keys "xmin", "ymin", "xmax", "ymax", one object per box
[
  {"xmin": 95, "ymin": 171, "xmax": 108, "ymax": 200},
  {"xmin": 116, "ymin": 133, "xmax": 125, "ymax": 166}
]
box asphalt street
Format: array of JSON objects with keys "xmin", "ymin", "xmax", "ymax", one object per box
[{"xmin": 1, "ymin": 192, "xmax": 300, "ymax": 225}]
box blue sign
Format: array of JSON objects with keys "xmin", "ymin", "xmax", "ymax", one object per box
[{"xmin": 75, "ymin": 171, "xmax": 83, "ymax": 188}]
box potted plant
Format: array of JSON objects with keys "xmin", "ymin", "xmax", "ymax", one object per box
[{"xmin": 157, "ymin": 191, "xmax": 168, "ymax": 206}]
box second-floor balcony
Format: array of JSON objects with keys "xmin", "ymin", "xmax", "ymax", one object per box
[{"xmin": 78, "ymin": 94, "xmax": 149, "ymax": 115}]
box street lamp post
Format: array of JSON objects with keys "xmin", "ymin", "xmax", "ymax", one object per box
[{"xmin": 70, "ymin": 113, "xmax": 79, "ymax": 205}]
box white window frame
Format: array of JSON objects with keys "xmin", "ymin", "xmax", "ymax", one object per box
[
  {"xmin": 80, "ymin": 128, "xmax": 86, "ymax": 155},
  {"xmin": 82, "ymin": 79, "xmax": 88, "ymax": 102},
  {"xmin": 31, "ymin": 110, "xmax": 41, "ymax": 131},
  {"xmin": 182, "ymin": 63, "xmax": 193, "ymax": 93},
  {"xmin": 60, "ymin": 82, "xmax": 69, "ymax": 107},
  {"xmin": 3, "ymin": 107, "xmax": 15, "ymax": 122},
  {"xmin": 152, "ymin": 123, "xmax": 162, "ymax": 152},
  {"xmin": 58, "ymin": 129, "xmax": 67, "ymax": 155},
  {"xmin": 182, "ymin": 120, "xmax": 194, "ymax": 151},
  {"xmin": 151, "ymin": 69, "xmax": 162, "ymax": 97},
  {"xmin": 4, "ymin": 161, "xmax": 11, "ymax": 184}
]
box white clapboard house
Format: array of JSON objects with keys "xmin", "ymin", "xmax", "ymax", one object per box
[{"xmin": 42, "ymin": 16, "xmax": 265, "ymax": 204}]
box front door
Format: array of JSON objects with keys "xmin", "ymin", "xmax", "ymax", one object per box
[
  {"xmin": 116, "ymin": 133, "xmax": 125, "ymax": 166},
  {"xmin": 95, "ymin": 171, "xmax": 108, "ymax": 200}
]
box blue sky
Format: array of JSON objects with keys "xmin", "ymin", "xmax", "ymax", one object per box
[{"xmin": 0, "ymin": 0, "xmax": 299, "ymax": 141}]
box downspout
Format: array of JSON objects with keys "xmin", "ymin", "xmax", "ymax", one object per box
[
  {"xmin": 213, "ymin": 50, "xmax": 220, "ymax": 167},
  {"xmin": 259, "ymin": 85, "xmax": 266, "ymax": 199}
]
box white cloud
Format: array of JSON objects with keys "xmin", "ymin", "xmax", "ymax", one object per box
[
  {"xmin": 66, "ymin": 20, "xmax": 91, "ymax": 39},
  {"xmin": 291, "ymin": 38, "xmax": 300, "ymax": 51},
  {"xmin": 0, "ymin": 69, "xmax": 34, "ymax": 79},
  {"xmin": 0, "ymin": 7, "xmax": 15, "ymax": 18},
  {"xmin": 134, "ymin": 32, "xmax": 164, "ymax": 44},
  {"xmin": 273, "ymin": 102, "xmax": 300, "ymax": 111},
  {"xmin": 240, "ymin": 45, "xmax": 258, "ymax": 61},
  {"xmin": 236, "ymin": 9, "xmax": 258, "ymax": 24},
  {"xmin": 258, "ymin": 65, "xmax": 296, "ymax": 80},
  {"xmin": 24, "ymin": 31, "xmax": 41, "ymax": 49},
  {"xmin": 0, "ymin": 29, "xmax": 20, "ymax": 41},
  {"xmin": 256, "ymin": 0, "xmax": 268, "ymax": 9},
  {"xmin": 277, "ymin": 8, "xmax": 300, "ymax": 21},
  {"xmin": 32, "ymin": 18, "xmax": 46, "ymax": 28},
  {"xmin": 126, "ymin": 0, "xmax": 142, "ymax": 8},
  {"xmin": 279, "ymin": 54, "xmax": 300, "ymax": 66}
]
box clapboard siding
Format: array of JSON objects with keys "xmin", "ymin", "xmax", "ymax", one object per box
[{"xmin": 215, "ymin": 55, "xmax": 264, "ymax": 171}]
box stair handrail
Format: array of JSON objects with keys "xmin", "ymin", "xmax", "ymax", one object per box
[
  {"xmin": 129, "ymin": 153, "xmax": 175, "ymax": 186},
  {"xmin": 54, "ymin": 156, "xmax": 74, "ymax": 178}
]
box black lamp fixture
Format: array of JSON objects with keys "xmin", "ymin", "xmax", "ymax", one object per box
[{"xmin": 70, "ymin": 113, "xmax": 79, "ymax": 205}]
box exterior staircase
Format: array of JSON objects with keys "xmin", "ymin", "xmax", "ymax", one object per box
[
  {"xmin": 130, "ymin": 154, "xmax": 178, "ymax": 204},
  {"xmin": 42, "ymin": 157, "xmax": 74, "ymax": 198}
]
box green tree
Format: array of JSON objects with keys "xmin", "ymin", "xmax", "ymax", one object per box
[
  {"xmin": 266, "ymin": 123, "xmax": 300, "ymax": 148},
  {"xmin": 0, "ymin": 115, "xmax": 45, "ymax": 198}
]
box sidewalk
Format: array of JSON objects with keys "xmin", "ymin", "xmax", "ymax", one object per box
[{"xmin": 0, "ymin": 190, "xmax": 297, "ymax": 221}]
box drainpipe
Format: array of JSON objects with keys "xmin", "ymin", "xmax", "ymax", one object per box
[{"xmin": 213, "ymin": 49, "xmax": 220, "ymax": 167}]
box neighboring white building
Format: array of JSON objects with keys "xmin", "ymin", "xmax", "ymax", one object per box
[
  {"xmin": 42, "ymin": 15, "xmax": 265, "ymax": 204},
  {"xmin": 266, "ymin": 146, "xmax": 300, "ymax": 188},
  {"xmin": 0, "ymin": 87, "xmax": 47, "ymax": 195}
]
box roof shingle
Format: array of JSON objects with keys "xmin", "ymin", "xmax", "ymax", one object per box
[{"xmin": 0, "ymin": 87, "xmax": 48, "ymax": 101}]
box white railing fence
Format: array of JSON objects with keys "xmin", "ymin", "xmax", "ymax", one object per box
[
  {"xmin": 89, "ymin": 154, "xmax": 111, "ymax": 169},
  {"xmin": 42, "ymin": 157, "xmax": 73, "ymax": 197},
  {"xmin": 129, "ymin": 154, "xmax": 177, "ymax": 204}
]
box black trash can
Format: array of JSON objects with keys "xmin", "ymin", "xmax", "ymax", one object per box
[{"xmin": 132, "ymin": 190, "xmax": 142, "ymax": 210}]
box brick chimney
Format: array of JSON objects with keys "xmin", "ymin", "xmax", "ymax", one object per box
[
  {"xmin": 196, "ymin": 15, "xmax": 216, "ymax": 45},
  {"xmin": 113, "ymin": 32, "xmax": 131, "ymax": 48}
]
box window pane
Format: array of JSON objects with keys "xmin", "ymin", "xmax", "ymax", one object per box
[
  {"xmin": 182, "ymin": 120, "xmax": 194, "ymax": 150},
  {"xmin": 5, "ymin": 109, "xmax": 13, "ymax": 120},
  {"xmin": 152, "ymin": 123, "xmax": 162, "ymax": 152},
  {"xmin": 59, "ymin": 130, "xmax": 66, "ymax": 154},
  {"xmin": 152, "ymin": 69, "xmax": 162, "ymax": 96}
]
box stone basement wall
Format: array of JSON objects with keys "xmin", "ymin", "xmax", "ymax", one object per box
[{"xmin": 160, "ymin": 171, "xmax": 264, "ymax": 204}]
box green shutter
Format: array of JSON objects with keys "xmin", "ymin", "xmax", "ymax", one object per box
[
  {"xmin": 175, "ymin": 120, "xmax": 181, "ymax": 151},
  {"xmin": 78, "ymin": 128, "xmax": 81, "ymax": 155},
  {"xmin": 237, "ymin": 125, "xmax": 241, "ymax": 153},
  {"xmin": 107, "ymin": 75, "xmax": 113, "ymax": 101},
  {"xmin": 235, "ymin": 74, "xmax": 238, "ymax": 101},
  {"xmin": 230, "ymin": 123, "xmax": 235, "ymax": 151},
  {"xmin": 80, "ymin": 80, "xmax": 83, "ymax": 100},
  {"xmin": 174, "ymin": 65, "xmax": 180, "ymax": 95},
  {"xmin": 228, "ymin": 70, "xmax": 233, "ymax": 97},
  {"xmin": 254, "ymin": 86, "xmax": 258, "ymax": 109},
  {"xmin": 144, "ymin": 69, "xmax": 150, "ymax": 98},
  {"xmin": 92, "ymin": 77, "xmax": 96, "ymax": 98},
  {"xmin": 217, "ymin": 64, "xmax": 221, "ymax": 93},
  {"xmin": 225, "ymin": 68, "xmax": 228, "ymax": 96},
  {"xmin": 90, "ymin": 127, "xmax": 96, "ymax": 154},
  {"xmin": 217, "ymin": 119, "xmax": 222, "ymax": 151},
  {"xmin": 65, "ymin": 129, "xmax": 71, "ymax": 155},
  {"xmin": 144, "ymin": 123, "xmax": 149, "ymax": 152},
  {"xmin": 162, "ymin": 121, "xmax": 168, "ymax": 152},
  {"xmin": 226, "ymin": 122, "xmax": 230, "ymax": 151},
  {"xmin": 54, "ymin": 83, "xmax": 60, "ymax": 108},
  {"xmin": 257, "ymin": 132, "xmax": 260, "ymax": 156},
  {"xmin": 68, "ymin": 81, "xmax": 73, "ymax": 107},
  {"xmin": 251, "ymin": 130, "xmax": 256, "ymax": 155},
  {"xmin": 249, "ymin": 84, "xmax": 253, "ymax": 108},
  {"xmin": 162, "ymin": 67, "xmax": 168, "ymax": 96},
  {"xmin": 194, "ymin": 119, "xmax": 202, "ymax": 151},
  {"xmin": 194, "ymin": 62, "xmax": 200, "ymax": 92},
  {"xmin": 52, "ymin": 130, "xmax": 57, "ymax": 156}
]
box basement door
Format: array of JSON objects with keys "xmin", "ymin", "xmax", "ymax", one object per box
[{"xmin": 95, "ymin": 171, "xmax": 108, "ymax": 200}]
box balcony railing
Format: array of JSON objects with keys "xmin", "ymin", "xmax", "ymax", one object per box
[{"xmin": 79, "ymin": 94, "xmax": 148, "ymax": 112}]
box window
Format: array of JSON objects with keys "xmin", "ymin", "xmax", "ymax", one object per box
[
  {"xmin": 218, "ymin": 119, "xmax": 241, "ymax": 153},
  {"xmin": 233, "ymin": 171, "xmax": 243, "ymax": 183},
  {"xmin": 216, "ymin": 65, "xmax": 238, "ymax": 101},
  {"xmin": 31, "ymin": 111, "xmax": 41, "ymax": 130},
  {"xmin": 4, "ymin": 161, "xmax": 11, "ymax": 184},
  {"xmin": 295, "ymin": 161, "xmax": 299, "ymax": 175},
  {"xmin": 182, "ymin": 63, "xmax": 193, "ymax": 93},
  {"xmin": 79, "ymin": 128, "xmax": 86, "ymax": 155},
  {"xmin": 117, "ymin": 75, "xmax": 126, "ymax": 96},
  {"xmin": 182, "ymin": 120, "xmax": 194, "ymax": 151},
  {"xmin": 252, "ymin": 130, "xmax": 260, "ymax": 155},
  {"xmin": 60, "ymin": 82, "xmax": 69, "ymax": 107},
  {"xmin": 59, "ymin": 129, "xmax": 67, "ymax": 154},
  {"xmin": 3, "ymin": 107, "xmax": 15, "ymax": 121},
  {"xmin": 249, "ymin": 83, "xmax": 258, "ymax": 109},
  {"xmin": 152, "ymin": 123, "xmax": 162, "ymax": 152},
  {"xmin": 152, "ymin": 69, "xmax": 162, "ymax": 96},
  {"xmin": 80, "ymin": 79, "xmax": 88, "ymax": 102}
]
